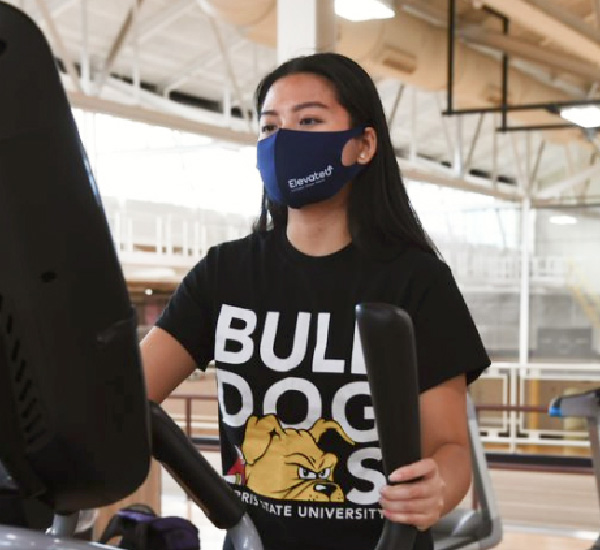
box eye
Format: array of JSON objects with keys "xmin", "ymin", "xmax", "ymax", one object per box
[
  {"xmin": 298, "ymin": 467, "xmax": 317, "ymax": 480},
  {"xmin": 260, "ymin": 123, "xmax": 278, "ymax": 136},
  {"xmin": 299, "ymin": 116, "xmax": 323, "ymax": 127},
  {"xmin": 318, "ymin": 468, "xmax": 331, "ymax": 479}
]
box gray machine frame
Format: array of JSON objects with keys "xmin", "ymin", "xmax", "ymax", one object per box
[
  {"xmin": 549, "ymin": 388, "xmax": 600, "ymax": 550},
  {"xmin": 432, "ymin": 395, "xmax": 503, "ymax": 550}
]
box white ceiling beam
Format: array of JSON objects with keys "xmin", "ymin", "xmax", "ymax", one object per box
[
  {"xmin": 162, "ymin": 39, "xmax": 246, "ymax": 95},
  {"xmin": 535, "ymin": 161, "xmax": 600, "ymax": 199},
  {"xmin": 46, "ymin": 0, "xmax": 76, "ymax": 17},
  {"xmin": 399, "ymin": 0, "xmax": 446, "ymax": 26},
  {"xmin": 137, "ymin": 0, "xmax": 196, "ymax": 45},
  {"xmin": 409, "ymin": 87, "xmax": 418, "ymax": 162},
  {"xmin": 68, "ymin": 90, "xmax": 257, "ymax": 145},
  {"xmin": 483, "ymin": 0, "xmax": 600, "ymax": 68},
  {"xmin": 95, "ymin": 0, "xmax": 146, "ymax": 94},
  {"xmin": 592, "ymin": 0, "xmax": 600, "ymax": 29},
  {"xmin": 163, "ymin": 60, "xmax": 225, "ymax": 95},
  {"xmin": 491, "ymin": 115, "xmax": 499, "ymax": 188},
  {"xmin": 34, "ymin": 0, "xmax": 82, "ymax": 93},
  {"xmin": 529, "ymin": 139, "xmax": 546, "ymax": 193},
  {"xmin": 386, "ymin": 83, "xmax": 405, "ymax": 127},
  {"xmin": 564, "ymin": 143, "xmax": 575, "ymax": 177},
  {"xmin": 459, "ymin": 25, "xmax": 600, "ymax": 81},
  {"xmin": 510, "ymin": 133, "xmax": 527, "ymax": 193},
  {"xmin": 79, "ymin": 0, "xmax": 90, "ymax": 93},
  {"xmin": 399, "ymin": 160, "xmax": 524, "ymax": 202},
  {"xmin": 434, "ymin": 93, "xmax": 456, "ymax": 165},
  {"xmin": 193, "ymin": 3, "xmax": 254, "ymax": 116},
  {"xmin": 205, "ymin": 14, "xmax": 251, "ymax": 125},
  {"xmin": 580, "ymin": 152, "xmax": 597, "ymax": 200},
  {"xmin": 131, "ymin": 0, "xmax": 141, "ymax": 101},
  {"xmin": 465, "ymin": 113, "xmax": 485, "ymax": 173},
  {"xmin": 105, "ymin": 76, "xmax": 220, "ymax": 122},
  {"xmin": 454, "ymin": 116, "xmax": 465, "ymax": 177}
]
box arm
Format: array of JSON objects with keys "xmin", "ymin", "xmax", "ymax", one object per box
[
  {"xmin": 140, "ymin": 327, "xmax": 198, "ymax": 403},
  {"xmin": 379, "ymin": 374, "xmax": 471, "ymax": 531}
]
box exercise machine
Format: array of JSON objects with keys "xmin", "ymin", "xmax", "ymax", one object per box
[{"xmin": 549, "ymin": 388, "xmax": 600, "ymax": 550}]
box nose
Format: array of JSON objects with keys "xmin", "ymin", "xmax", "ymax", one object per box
[{"xmin": 314, "ymin": 483, "xmax": 337, "ymax": 497}]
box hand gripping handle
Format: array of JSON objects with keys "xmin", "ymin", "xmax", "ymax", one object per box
[
  {"xmin": 356, "ymin": 303, "xmax": 421, "ymax": 550},
  {"xmin": 149, "ymin": 401, "xmax": 245, "ymax": 529}
]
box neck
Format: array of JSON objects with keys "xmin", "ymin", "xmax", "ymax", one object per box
[{"xmin": 286, "ymin": 190, "xmax": 351, "ymax": 256}]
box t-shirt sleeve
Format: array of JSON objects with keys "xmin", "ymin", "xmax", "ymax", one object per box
[
  {"xmin": 412, "ymin": 262, "xmax": 490, "ymax": 393},
  {"xmin": 155, "ymin": 251, "xmax": 215, "ymax": 370}
]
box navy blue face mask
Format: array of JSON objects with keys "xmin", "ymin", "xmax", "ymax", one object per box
[{"xmin": 256, "ymin": 126, "xmax": 366, "ymax": 209}]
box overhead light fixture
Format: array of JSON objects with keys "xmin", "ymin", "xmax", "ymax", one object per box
[
  {"xmin": 559, "ymin": 106, "xmax": 600, "ymax": 128},
  {"xmin": 334, "ymin": 0, "xmax": 395, "ymax": 21},
  {"xmin": 549, "ymin": 215, "xmax": 577, "ymax": 225}
]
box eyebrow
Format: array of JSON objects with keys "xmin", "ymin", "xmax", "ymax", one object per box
[
  {"xmin": 285, "ymin": 452, "xmax": 316, "ymax": 467},
  {"xmin": 260, "ymin": 101, "xmax": 329, "ymax": 117}
]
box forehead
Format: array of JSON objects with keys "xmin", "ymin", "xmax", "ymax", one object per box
[{"xmin": 261, "ymin": 72, "xmax": 340, "ymax": 111}]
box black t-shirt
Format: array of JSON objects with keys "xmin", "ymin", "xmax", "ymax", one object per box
[{"xmin": 156, "ymin": 229, "xmax": 490, "ymax": 550}]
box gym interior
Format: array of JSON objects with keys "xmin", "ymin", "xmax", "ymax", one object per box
[{"xmin": 1, "ymin": 1, "xmax": 600, "ymax": 550}]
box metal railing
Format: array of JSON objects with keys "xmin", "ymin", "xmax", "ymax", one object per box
[
  {"xmin": 478, "ymin": 362, "xmax": 600, "ymax": 452},
  {"xmin": 163, "ymin": 362, "xmax": 600, "ymax": 465},
  {"xmin": 102, "ymin": 202, "xmax": 600, "ymax": 295}
]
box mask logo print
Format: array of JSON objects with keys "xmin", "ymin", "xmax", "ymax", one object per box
[{"xmin": 288, "ymin": 165, "xmax": 333, "ymax": 191}]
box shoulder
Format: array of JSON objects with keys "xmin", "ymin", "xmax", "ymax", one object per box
[
  {"xmin": 402, "ymin": 247, "xmax": 449, "ymax": 274},
  {"xmin": 385, "ymin": 245, "xmax": 454, "ymax": 290},
  {"xmin": 181, "ymin": 230, "xmax": 279, "ymax": 294},
  {"xmin": 201, "ymin": 230, "xmax": 277, "ymax": 266}
]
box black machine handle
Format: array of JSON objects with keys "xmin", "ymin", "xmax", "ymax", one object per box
[
  {"xmin": 356, "ymin": 303, "xmax": 421, "ymax": 550},
  {"xmin": 149, "ymin": 401, "xmax": 245, "ymax": 529}
]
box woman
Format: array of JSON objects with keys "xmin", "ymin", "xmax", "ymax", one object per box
[{"xmin": 141, "ymin": 52, "xmax": 490, "ymax": 550}]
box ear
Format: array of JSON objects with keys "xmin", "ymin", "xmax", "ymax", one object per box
[
  {"xmin": 241, "ymin": 414, "xmax": 285, "ymax": 465},
  {"xmin": 309, "ymin": 419, "xmax": 355, "ymax": 445},
  {"xmin": 356, "ymin": 126, "xmax": 377, "ymax": 165}
]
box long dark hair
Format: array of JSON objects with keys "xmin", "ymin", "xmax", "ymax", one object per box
[{"xmin": 254, "ymin": 52, "xmax": 438, "ymax": 257}]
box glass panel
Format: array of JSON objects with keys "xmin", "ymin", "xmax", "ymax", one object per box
[
  {"xmin": 407, "ymin": 181, "xmax": 522, "ymax": 361},
  {"xmin": 73, "ymin": 109, "xmax": 263, "ymax": 217},
  {"xmin": 531, "ymin": 206, "xmax": 600, "ymax": 364}
]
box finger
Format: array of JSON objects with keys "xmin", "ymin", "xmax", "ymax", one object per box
[
  {"xmin": 381, "ymin": 509, "xmax": 436, "ymax": 531},
  {"xmin": 380, "ymin": 478, "xmax": 436, "ymax": 501},
  {"xmin": 380, "ymin": 495, "xmax": 440, "ymax": 516},
  {"xmin": 388, "ymin": 458, "xmax": 437, "ymax": 483},
  {"xmin": 380, "ymin": 472, "xmax": 444, "ymax": 501}
]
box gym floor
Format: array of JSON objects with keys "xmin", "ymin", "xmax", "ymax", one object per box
[
  {"xmin": 160, "ymin": 452, "xmax": 599, "ymax": 550},
  {"xmin": 490, "ymin": 468, "xmax": 599, "ymax": 550}
]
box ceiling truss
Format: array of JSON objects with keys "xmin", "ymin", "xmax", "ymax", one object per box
[{"xmin": 8, "ymin": 0, "xmax": 600, "ymax": 206}]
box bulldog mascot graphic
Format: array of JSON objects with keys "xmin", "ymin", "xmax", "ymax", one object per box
[{"xmin": 227, "ymin": 414, "xmax": 356, "ymax": 502}]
